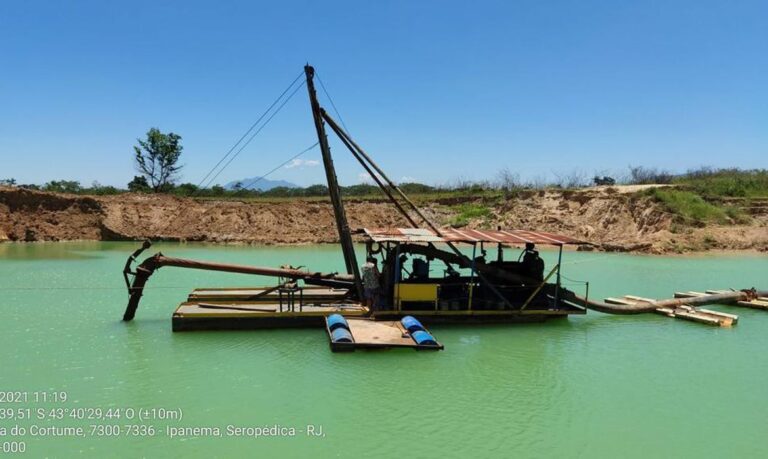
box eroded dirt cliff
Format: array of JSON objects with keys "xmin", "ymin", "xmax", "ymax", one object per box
[{"xmin": 1, "ymin": 186, "xmax": 766, "ymax": 253}]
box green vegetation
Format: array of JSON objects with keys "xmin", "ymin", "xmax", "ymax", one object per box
[
  {"xmin": 647, "ymin": 189, "xmax": 728, "ymax": 225},
  {"xmin": 642, "ymin": 168, "xmax": 767, "ymax": 226},
  {"xmin": 42, "ymin": 180, "xmax": 83, "ymax": 194},
  {"xmin": 4, "ymin": 167, "xmax": 764, "ymax": 229},
  {"xmin": 127, "ymin": 175, "xmax": 151, "ymax": 193},
  {"xmin": 133, "ymin": 128, "xmax": 184, "ymax": 192},
  {"xmin": 673, "ymin": 168, "xmax": 768, "ymax": 198},
  {"xmin": 646, "ymin": 187, "xmax": 753, "ymax": 226},
  {"xmin": 450, "ymin": 203, "xmax": 492, "ymax": 227}
]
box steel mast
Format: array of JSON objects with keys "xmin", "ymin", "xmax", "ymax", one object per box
[{"xmin": 304, "ymin": 65, "xmax": 363, "ymax": 299}]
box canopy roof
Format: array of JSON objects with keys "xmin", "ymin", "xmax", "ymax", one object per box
[{"xmin": 363, "ymin": 228, "xmax": 587, "ymax": 246}]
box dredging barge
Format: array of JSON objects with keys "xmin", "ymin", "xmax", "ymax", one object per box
[{"xmin": 121, "ymin": 65, "xmax": 767, "ymax": 350}]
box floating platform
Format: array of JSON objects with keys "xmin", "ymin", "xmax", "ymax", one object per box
[
  {"xmin": 676, "ymin": 290, "xmax": 768, "ymax": 311},
  {"xmin": 172, "ymin": 286, "xmax": 583, "ymax": 331},
  {"xmin": 172, "ymin": 303, "xmax": 368, "ymax": 331},
  {"xmin": 173, "ymin": 286, "xmax": 364, "ymax": 331},
  {"xmin": 325, "ymin": 316, "xmax": 443, "ymax": 352},
  {"xmin": 606, "ymin": 293, "xmax": 739, "ymax": 327}
]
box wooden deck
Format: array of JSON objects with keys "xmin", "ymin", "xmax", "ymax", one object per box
[
  {"xmin": 327, "ymin": 318, "xmax": 444, "ymax": 352},
  {"xmin": 188, "ymin": 286, "xmax": 349, "ymax": 303},
  {"xmin": 172, "ymin": 302, "xmax": 368, "ymax": 331}
]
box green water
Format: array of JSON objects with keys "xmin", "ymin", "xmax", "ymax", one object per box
[{"xmin": 1, "ymin": 242, "xmax": 767, "ymax": 458}]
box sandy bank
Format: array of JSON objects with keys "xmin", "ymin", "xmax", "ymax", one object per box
[{"xmin": 1, "ymin": 186, "xmax": 766, "ymax": 254}]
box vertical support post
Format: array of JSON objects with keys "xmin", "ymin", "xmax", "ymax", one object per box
[
  {"xmin": 469, "ymin": 243, "xmax": 477, "ymax": 311},
  {"xmin": 554, "ymin": 244, "xmax": 563, "ymax": 307},
  {"xmin": 320, "ymin": 110, "xmax": 514, "ymax": 309},
  {"xmin": 394, "ymin": 243, "xmax": 401, "ymax": 312},
  {"xmin": 496, "ymin": 225, "xmax": 503, "ymax": 262},
  {"xmin": 585, "ymin": 281, "xmax": 589, "ymax": 305},
  {"xmin": 304, "ymin": 65, "xmax": 363, "ymax": 300}
]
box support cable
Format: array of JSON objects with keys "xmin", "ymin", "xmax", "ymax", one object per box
[
  {"xmin": 316, "ymin": 73, "xmax": 350, "ymax": 134},
  {"xmin": 322, "ymin": 110, "xmax": 515, "ymax": 310},
  {"xmin": 200, "ymin": 80, "xmax": 307, "ymax": 190},
  {"xmin": 193, "ymin": 71, "xmax": 304, "ymax": 192},
  {"xmin": 240, "ymin": 142, "xmax": 319, "ymax": 190},
  {"xmin": 323, "ymin": 110, "xmax": 418, "ymax": 227}
]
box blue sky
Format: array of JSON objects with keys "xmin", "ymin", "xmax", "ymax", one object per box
[{"xmin": 1, "ymin": 0, "xmax": 766, "ymax": 188}]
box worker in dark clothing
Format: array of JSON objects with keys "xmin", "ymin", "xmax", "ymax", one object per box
[
  {"xmin": 361, "ymin": 257, "xmax": 381, "ymax": 310},
  {"xmin": 520, "ymin": 243, "xmax": 545, "ymax": 281}
]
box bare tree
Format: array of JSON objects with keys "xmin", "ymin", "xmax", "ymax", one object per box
[
  {"xmin": 552, "ymin": 169, "xmax": 588, "ymax": 189},
  {"xmin": 496, "ymin": 168, "xmax": 523, "ymax": 197}
]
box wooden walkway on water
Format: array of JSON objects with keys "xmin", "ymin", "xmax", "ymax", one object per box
[
  {"xmin": 604, "ymin": 289, "xmax": 768, "ymax": 327},
  {"xmin": 675, "ymin": 290, "xmax": 768, "ymax": 311}
]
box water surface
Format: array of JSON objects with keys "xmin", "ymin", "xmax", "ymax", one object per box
[{"xmin": 1, "ymin": 242, "xmax": 766, "ymax": 458}]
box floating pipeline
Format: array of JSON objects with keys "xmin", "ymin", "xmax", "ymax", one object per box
[{"xmin": 562, "ymin": 288, "xmax": 768, "ymax": 315}]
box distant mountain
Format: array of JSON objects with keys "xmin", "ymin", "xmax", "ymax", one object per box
[{"xmin": 223, "ymin": 178, "xmax": 299, "ymax": 191}]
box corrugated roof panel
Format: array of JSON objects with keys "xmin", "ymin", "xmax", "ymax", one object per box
[{"xmin": 363, "ymin": 228, "xmax": 586, "ymax": 246}]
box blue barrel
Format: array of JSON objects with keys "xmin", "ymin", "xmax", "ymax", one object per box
[
  {"xmin": 411, "ymin": 330, "xmax": 437, "ymax": 346},
  {"xmin": 401, "ymin": 315, "xmax": 425, "ymax": 334},
  {"xmin": 327, "ymin": 314, "xmax": 350, "ymax": 332},
  {"xmin": 331, "ymin": 327, "xmax": 354, "ymax": 343}
]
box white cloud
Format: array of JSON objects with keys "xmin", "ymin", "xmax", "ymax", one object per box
[
  {"xmin": 285, "ymin": 159, "xmax": 320, "ymax": 169},
  {"xmin": 400, "ymin": 176, "xmax": 416, "ymax": 183},
  {"xmin": 359, "ymin": 171, "xmax": 388, "ymax": 184}
]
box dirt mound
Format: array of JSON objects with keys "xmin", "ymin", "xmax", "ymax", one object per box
[
  {"xmin": 96, "ymin": 193, "xmax": 409, "ymax": 244},
  {"xmin": 489, "ymin": 189, "xmax": 673, "ymax": 251},
  {"xmin": 0, "ymin": 187, "xmax": 105, "ymax": 241},
  {"xmin": 1, "ymin": 186, "xmax": 765, "ymax": 253}
]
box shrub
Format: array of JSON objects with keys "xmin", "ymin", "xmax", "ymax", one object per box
[
  {"xmin": 43, "ymin": 180, "xmax": 82, "ymax": 194},
  {"xmin": 649, "ymin": 189, "xmax": 727, "ymax": 224},
  {"xmin": 628, "ymin": 166, "xmax": 674, "ymax": 184},
  {"xmin": 450, "ymin": 203, "xmax": 491, "ymax": 227},
  {"xmin": 674, "ymin": 168, "xmax": 768, "ymax": 198}
]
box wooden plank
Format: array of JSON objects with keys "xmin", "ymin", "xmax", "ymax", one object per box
[
  {"xmin": 331, "ymin": 318, "xmax": 444, "ymax": 351},
  {"xmin": 653, "ymin": 306, "xmax": 735, "ymax": 327},
  {"xmin": 189, "ymin": 287, "xmax": 348, "ymax": 302},
  {"xmin": 347, "ymin": 320, "xmax": 414, "ymax": 347},
  {"xmin": 605, "ymin": 297, "xmax": 635, "ymax": 305},
  {"xmin": 624, "ymin": 295, "xmax": 656, "ymax": 303},
  {"xmin": 175, "ymin": 302, "xmax": 367, "ymax": 318},
  {"xmin": 672, "ymin": 310, "xmax": 726, "ymax": 326},
  {"xmin": 698, "ymin": 308, "xmax": 739, "ymax": 322},
  {"xmin": 674, "ymin": 291, "xmax": 704, "ymax": 298},
  {"xmin": 705, "ymin": 290, "xmax": 732, "ymax": 295},
  {"xmin": 736, "ymin": 300, "xmax": 768, "ymax": 310}
]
